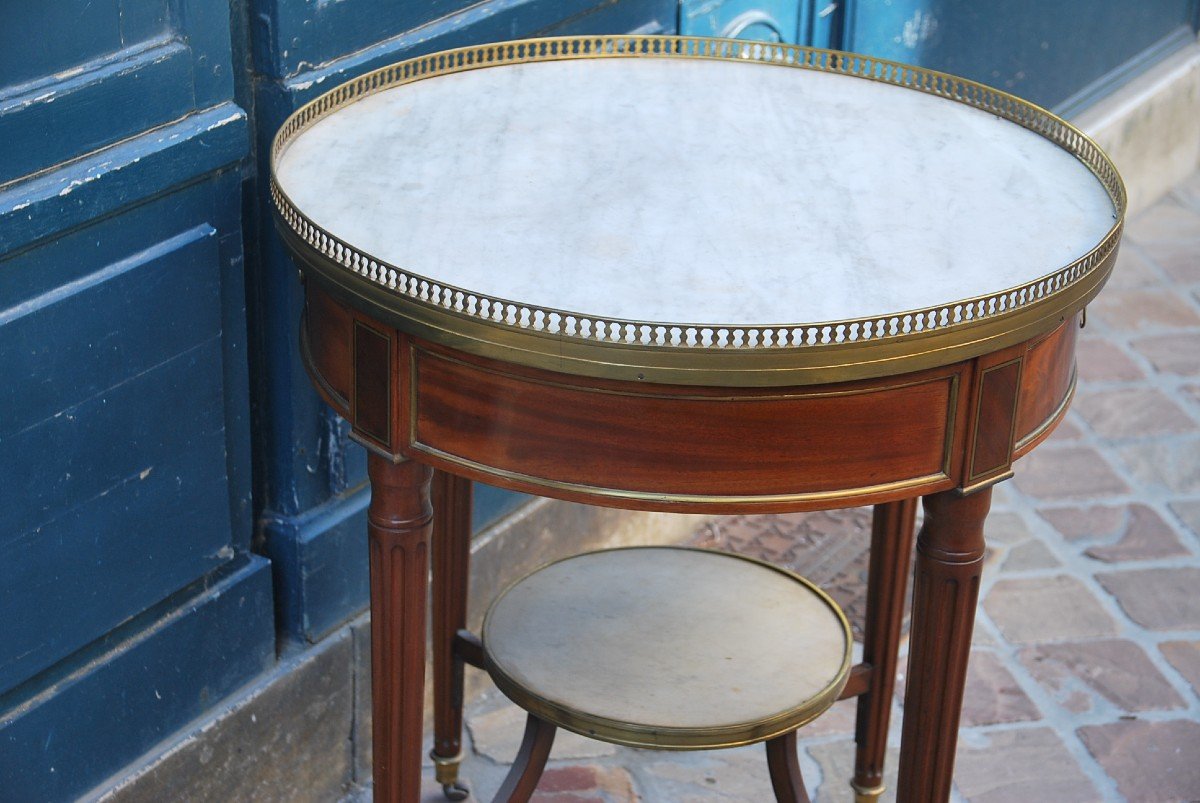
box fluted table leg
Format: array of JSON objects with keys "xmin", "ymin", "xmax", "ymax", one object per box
[
  {"xmin": 431, "ymin": 471, "xmax": 473, "ymax": 800},
  {"xmin": 896, "ymin": 488, "xmax": 992, "ymax": 803},
  {"xmin": 367, "ymin": 454, "xmax": 434, "ymax": 803},
  {"xmin": 853, "ymin": 498, "xmax": 918, "ymax": 801}
]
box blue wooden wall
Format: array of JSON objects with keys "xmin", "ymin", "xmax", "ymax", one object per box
[
  {"xmin": 0, "ymin": 2, "xmax": 273, "ymax": 800},
  {"xmin": 0, "ymin": 1, "xmax": 1196, "ymax": 799},
  {"xmin": 842, "ymin": 0, "xmax": 1200, "ymax": 115}
]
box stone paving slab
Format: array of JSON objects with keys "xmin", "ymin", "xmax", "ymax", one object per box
[
  {"xmin": 1019, "ymin": 639, "xmax": 1186, "ymax": 713},
  {"xmin": 1078, "ymin": 720, "xmax": 1200, "ymax": 802},
  {"xmin": 369, "ymin": 174, "xmax": 1200, "ymax": 803},
  {"xmin": 955, "ymin": 727, "xmax": 1100, "ymax": 803}
]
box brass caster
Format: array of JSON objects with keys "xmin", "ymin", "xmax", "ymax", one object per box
[
  {"xmin": 441, "ymin": 782, "xmax": 470, "ymax": 801},
  {"xmin": 432, "ymin": 750, "xmax": 469, "ymax": 801}
]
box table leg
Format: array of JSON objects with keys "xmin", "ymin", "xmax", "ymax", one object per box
[
  {"xmin": 852, "ymin": 498, "xmax": 917, "ymax": 801},
  {"xmin": 367, "ymin": 454, "xmax": 434, "ymax": 803},
  {"xmin": 431, "ymin": 471, "xmax": 473, "ymax": 801},
  {"xmin": 895, "ymin": 488, "xmax": 992, "ymax": 802},
  {"xmin": 765, "ymin": 730, "xmax": 812, "ymax": 803}
]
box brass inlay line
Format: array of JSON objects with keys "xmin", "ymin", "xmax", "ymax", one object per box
[
  {"xmin": 408, "ymin": 440, "xmax": 950, "ymax": 507},
  {"xmin": 411, "ymin": 342, "xmax": 961, "ymax": 402},
  {"xmin": 405, "ymin": 338, "xmax": 957, "ymax": 505},
  {"xmin": 1015, "ymin": 368, "xmax": 1078, "ymax": 454},
  {"xmin": 958, "ymin": 468, "xmax": 1016, "ymax": 497},
  {"xmin": 967, "ymin": 356, "xmax": 1024, "ymax": 483},
  {"xmin": 299, "ymin": 308, "xmax": 349, "ymax": 409},
  {"xmin": 941, "ymin": 373, "xmax": 961, "ymax": 479},
  {"xmin": 352, "ymin": 320, "xmax": 393, "ymax": 448}
]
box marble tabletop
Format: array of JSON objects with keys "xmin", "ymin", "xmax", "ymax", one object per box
[{"xmin": 275, "ymin": 55, "xmax": 1116, "ymax": 327}]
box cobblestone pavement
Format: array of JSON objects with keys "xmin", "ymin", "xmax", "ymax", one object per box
[{"xmin": 411, "ymin": 174, "xmax": 1200, "ymax": 802}]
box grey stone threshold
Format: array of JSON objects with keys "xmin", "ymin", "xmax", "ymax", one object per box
[{"xmin": 1076, "ymin": 39, "xmax": 1200, "ymax": 216}]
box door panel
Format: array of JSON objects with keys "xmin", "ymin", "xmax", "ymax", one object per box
[
  {"xmin": 0, "ymin": 0, "xmax": 233, "ymax": 186},
  {"xmin": 843, "ymin": 0, "xmax": 1198, "ymax": 112},
  {"xmin": 0, "ymin": 225, "xmax": 233, "ymax": 693},
  {"xmin": 0, "ymin": 40, "xmax": 194, "ymax": 185},
  {"xmin": 253, "ymin": 0, "xmax": 673, "ymax": 80},
  {"xmin": 0, "ymin": 0, "xmax": 272, "ymax": 797},
  {"xmin": 681, "ymin": 0, "xmax": 801, "ymax": 42},
  {"xmin": 0, "ymin": 2, "xmax": 169, "ymax": 85}
]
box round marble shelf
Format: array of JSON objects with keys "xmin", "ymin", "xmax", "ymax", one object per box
[{"xmin": 482, "ymin": 546, "xmax": 851, "ymax": 749}]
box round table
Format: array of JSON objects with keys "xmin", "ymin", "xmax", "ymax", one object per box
[{"xmin": 271, "ymin": 36, "xmax": 1123, "ymax": 803}]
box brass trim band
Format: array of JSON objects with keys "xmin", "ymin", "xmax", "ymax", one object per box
[
  {"xmin": 429, "ymin": 750, "xmax": 464, "ymax": 785},
  {"xmin": 272, "ymin": 35, "xmax": 1124, "ymax": 387},
  {"xmin": 410, "ymin": 440, "xmax": 952, "ymax": 510}
]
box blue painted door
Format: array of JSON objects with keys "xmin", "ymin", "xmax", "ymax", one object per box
[
  {"xmin": 0, "ymin": 3, "xmax": 274, "ymax": 800},
  {"xmin": 840, "ymin": 0, "xmax": 1199, "ymax": 114}
]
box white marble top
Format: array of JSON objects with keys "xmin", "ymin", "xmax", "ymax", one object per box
[{"xmin": 276, "ymin": 56, "xmax": 1116, "ymax": 326}]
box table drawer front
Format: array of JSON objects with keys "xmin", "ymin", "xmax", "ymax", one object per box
[
  {"xmin": 407, "ymin": 344, "xmax": 960, "ymax": 507},
  {"xmin": 1015, "ymin": 315, "xmax": 1079, "ymax": 452}
]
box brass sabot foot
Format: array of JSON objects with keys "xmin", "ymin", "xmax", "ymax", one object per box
[
  {"xmin": 851, "ymin": 780, "xmax": 886, "ymax": 802},
  {"xmin": 431, "ymin": 750, "xmax": 469, "ymax": 801}
]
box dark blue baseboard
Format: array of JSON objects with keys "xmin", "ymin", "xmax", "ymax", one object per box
[
  {"xmin": 259, "ymin": 487, "xmax": 370, "ymax": 645},
  {"xmin": 0, "ymin": 555, "xmax": 275, "ymax": 803}
]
